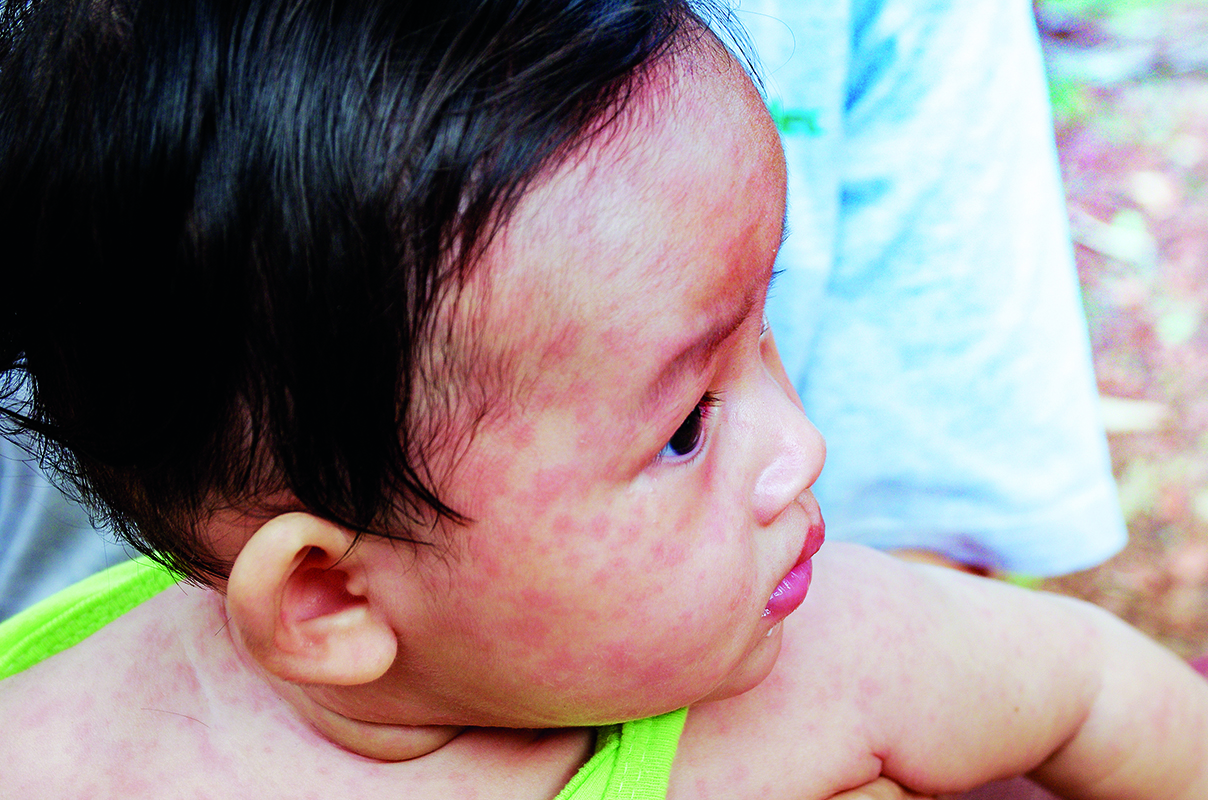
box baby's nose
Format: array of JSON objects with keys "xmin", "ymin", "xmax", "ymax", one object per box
[{"xmin": 752, "ymin": 399, "xmax": 825, "ymax": 526}]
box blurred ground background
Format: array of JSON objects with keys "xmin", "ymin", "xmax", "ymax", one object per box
[{"xmin": 1034, "ymin": 0, "xmax": 1208, "ymax": 658}]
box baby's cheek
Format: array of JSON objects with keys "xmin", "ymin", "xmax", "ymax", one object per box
[
  {"xmin": 524, "ymin": 463, "xmax": 591, "ymax": 510},
  {"xmin": 649, "ymin": 537, "xmax": 688, "ymax": 569},
  {"xmin": 495, "ymin": 587, "xmax": 558, "ymax": 651},
  {"xmin": 599, "ymin": 497, "xmax": 738, "ymax": 622}
]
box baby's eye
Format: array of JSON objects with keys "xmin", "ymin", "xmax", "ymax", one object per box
[{"xmin": 658, "ymin": 391, "xmax": 720, "ymax": 462}]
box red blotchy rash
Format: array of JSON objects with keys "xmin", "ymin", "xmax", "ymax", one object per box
[
  {"xmin": 524, "ymin": 463, "xmax": 579, "ymax": 509},
  {"xmin": 593, "ymin": 639, "xmax": 683, "ymax": 697},
  {"xmin": 169, "ymin": 658, "xmax": 203, "ymax": 698},
  {"xmin": 458, "ymin": 446, "xmax": 518, "ymax": 515},
  {"xmin": 586, "ymin": 512, "xmax": 612, "ymax": 540},
  {"xmin": 856, "ymin": 677, "xmax": 885, "ymax": 715},
  {"xmin": 519, "ymin": 586, "xmax": 559, "ymax": 612},
  {"xmin": 506, "ymin": 420, "xmax": 535, "ymax": 450},
  {"xmin": 212, "ymin": 648, "xmax": 243, "ymax": 678},
  {"xmin": 634, "ymin": 654, "xmax": 681, "ymax": 690},
  {"xmin": 599, "ymin": 641, "xmax": 641, "ymax": 677},
  {"xmin": 724, "ymin": 762, "xmax": 753, "ymax": 789},
  {"xmin": 526, "ymin": 383, "xmax": 564, "ymax": 410},
  {"xmin": 617, "ymin": 522, "xmax": 643, "ymax": 547},
  {"xmin": 549, "ymin": 513, "xmax": 575, "ymax": 532},
  {"xmin": 651, "ymin": 539, "xmax": 688, "ymax": 568},
  {"xmin": 704, "ymin": 508, "xmax": 731, "ymax": 546},
  {"xmin": 589, "ymin": 554, "xmax": 632, "ymax": 590},
  {"xmin": 528, "ymin": 368, "xmax": 598, "ymax": 412},
  {"xmin": 612, "ymin": 495, "xmax": 651, "ymax": 547},
  {"xmin": 467, "ymin": 543, "xmax": 504, "ymax": 579},
  {"xmin": 596, "ymin": 324, "xmax": 641, "ymax": 356},
  {"xmin": 500, "ymin": 606, "xmax": 553, "ymax": 651},
  {"xmin": 540, "ymin": 319, "xmax": 585, "ymax": 363},
  {"xmin": 760, "ymin": 669, "xmax": 788, "ymax": 694},
  {"xmin": 112, "ymin": 764, "xmax": 155, "ymax": 796},
  {"xmin": 858, "ymin": 677, "xmax": 884, "ymax": 699}
]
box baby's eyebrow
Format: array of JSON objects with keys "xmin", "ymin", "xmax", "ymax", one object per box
[
  {"xmin": 638, "ymin": 202, "xmax": 784, "ymax": 417},
  {"xmin": 640, "ymin": 288, "xmax": 758, "ymax": 415}
]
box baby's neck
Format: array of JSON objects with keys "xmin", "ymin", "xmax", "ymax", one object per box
[
  {"xmin": 249, "ymin": 669, "xmax": 464, "ymax": 761},
  {"xmin": 155, "ymin": 586, "xmax": 593, "ymax": 793}
]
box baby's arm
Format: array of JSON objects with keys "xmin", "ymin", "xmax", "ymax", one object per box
[
  {"xmin": 1008, "ymin": 590, "xmax": 1208, "ymax": 799},
  {"xmin": 671, "ymin": 543, "xmax": 1208, "ymax": 800},
  {"xmin": 876, "ymin": 558, "xmax": 1208, "ymax": 798}
]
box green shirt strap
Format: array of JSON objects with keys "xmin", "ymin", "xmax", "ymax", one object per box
[
  {"xmin": 0, "ymin": 555, "xmax": 179, "ymax": 680},
  {"xmin": 554, "ymin": 707, "xmax": 688, "ymax": 800}
]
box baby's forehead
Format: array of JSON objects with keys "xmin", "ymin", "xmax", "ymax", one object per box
[{"xmin": 447, "ymin": 43, "xmax": 782, "ymax": 417}]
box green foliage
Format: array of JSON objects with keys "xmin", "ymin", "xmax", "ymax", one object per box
[
  {"xmin": 1049, "ymin": 77, "xmax": 1095, "ymax": 127},
  {"xmin": 1004, "ymin": 573, "xmax": 1045, "ymax": 590}
]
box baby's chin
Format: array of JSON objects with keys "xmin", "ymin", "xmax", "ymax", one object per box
[{"xmin": 695, "ymin": 621, "xmax": 785, "ymax": 706}]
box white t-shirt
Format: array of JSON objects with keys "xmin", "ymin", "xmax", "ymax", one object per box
[{"xmin": 741, "ymin": 0, "xmax": 1125, "ymax": 574}]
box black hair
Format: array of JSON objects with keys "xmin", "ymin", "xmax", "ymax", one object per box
[{"xmin": 0, "ymin": 0, "xmax": 704, "ymax": 584}]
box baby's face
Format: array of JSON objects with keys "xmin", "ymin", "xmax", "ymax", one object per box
[{"xmin": 371, "ymin": 47, "xmax": 825, "ymax": 728}]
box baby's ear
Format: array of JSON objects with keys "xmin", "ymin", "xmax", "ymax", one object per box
[{"xmin": 226, "ymin": 512, "xmax": 397, "ymax": 686}]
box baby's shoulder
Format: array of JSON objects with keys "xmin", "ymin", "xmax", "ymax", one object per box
[
  {"xmin": 0, "ymin": 655, "xmax": 138, "ymax": 794},
  {"xmin": 0, "ymin": 588, "xmax": 221, "ymax": 794},
  {"xmin": 0, "ymin": 590, "xmax": 596, "ymax": 799}
]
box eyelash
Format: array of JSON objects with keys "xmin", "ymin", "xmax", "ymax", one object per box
[
  {"xmin": 657, "ymin": 391, "xmax": 721, "ymax": 464},
  {"xmin": 761, "ymin": 271, "xmax": 782, "ymax": 335}
]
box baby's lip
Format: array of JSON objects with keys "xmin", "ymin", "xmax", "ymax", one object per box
[
  {"xmin": 800, "ymin": 515, "xmax": 825, "ymax": 563},
  {"xmin": 795, "ymin": 493, "xmax": 826, "ymax": 562},
  {"xmin": 763, "ymin": 503, "xmax": 826, "ymax": 621}
]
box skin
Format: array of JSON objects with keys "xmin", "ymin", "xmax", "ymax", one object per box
[{"xmin": 2, "ymin": 35, "xmax": 1208, "ymax": 800}]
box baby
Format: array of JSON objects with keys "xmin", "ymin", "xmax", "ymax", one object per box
[{"xmin": 0, "ymin": 1, "xmax": 1205, "ymax": 798}]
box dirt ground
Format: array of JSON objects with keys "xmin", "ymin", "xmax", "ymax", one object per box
[{"xmin": 1036, "ymin": 0, "xmax": 1208, "ymax": 659}]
